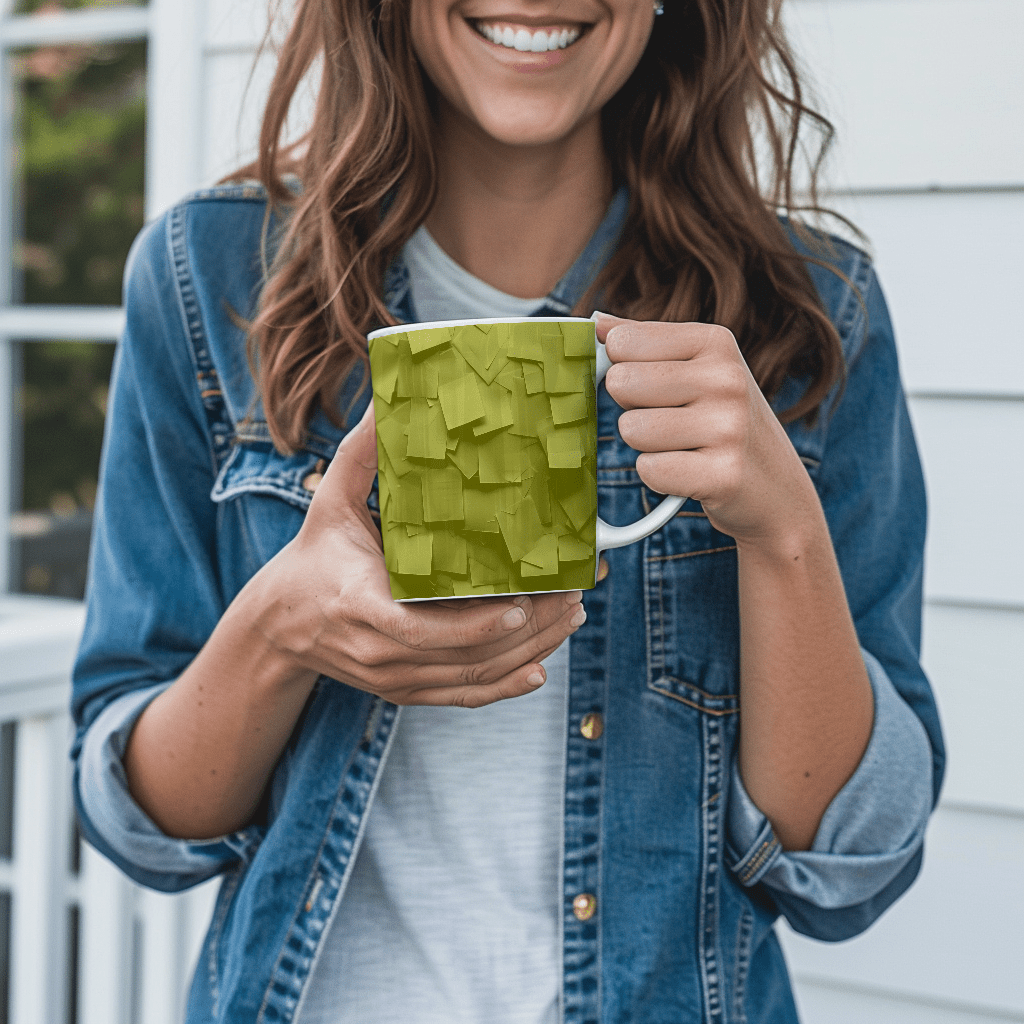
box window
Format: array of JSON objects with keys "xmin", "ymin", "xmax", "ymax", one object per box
[{"xmin": 1, "ymin": 3, "xmax": 147, "ymax": 600}]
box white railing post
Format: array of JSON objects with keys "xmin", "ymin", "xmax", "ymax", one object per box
[
  {"xmin": 147, "ymin": 0, "xmax": 205, "ymax": 219},
  {"xmin": 9, "ymin": 713, "xmax": 72, "ymax": 1024},
  {"xmin": 135, "ymin": 886, "xmax": 200, "ymax": 1024},
  {"xmin": 78, "ymin": 843, "xmax": 137, "ymax": 1024}
]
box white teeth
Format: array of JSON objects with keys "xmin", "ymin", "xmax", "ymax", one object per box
[{"xmin": 474, "ymin": 21, "xmax": 583, "ymax": 51}]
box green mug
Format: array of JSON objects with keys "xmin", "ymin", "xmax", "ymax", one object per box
[{"xmin": 367, "ymin": 316, "xmax": 684, "ymax": 601}]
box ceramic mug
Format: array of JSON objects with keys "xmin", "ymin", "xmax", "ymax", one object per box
[{"xmin": 367, "ymin": 316, "xmax": 684, "ymax": 600}]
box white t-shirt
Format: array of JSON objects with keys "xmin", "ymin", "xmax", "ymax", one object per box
[{"xmin": 298, "ymin": 227, "xmax": 567, "ymax": 1024}]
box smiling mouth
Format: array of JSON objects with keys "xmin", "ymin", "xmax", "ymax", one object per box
[{"xmin": 468, "ymin": 18, "xmax": 589, "ymax": 52}]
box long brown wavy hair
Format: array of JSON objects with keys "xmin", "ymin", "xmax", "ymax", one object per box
[{"xmin": 229, "ymin": 0, "xmax": 864, "ymax": 453}]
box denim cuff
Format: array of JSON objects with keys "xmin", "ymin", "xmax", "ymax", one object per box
[
  {"xmin": 725, "ymin": 648, "xmax": 933, "ymax": 907},
  {"xmin": 78, "ymin": 683, "xmax": 263, "ymax": 884}
]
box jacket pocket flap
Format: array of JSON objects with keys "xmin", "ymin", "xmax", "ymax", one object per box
[{"xmin": 211, "ymin": 443, "xmax": 323, "ymax": 511}]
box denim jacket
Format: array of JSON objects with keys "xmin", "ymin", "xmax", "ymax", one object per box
[{"xmin": 71, "ymin": 182, "xmax": 944, "ymax": 1024}]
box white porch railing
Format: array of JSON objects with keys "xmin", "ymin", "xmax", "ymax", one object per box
[{"xmin": 0, "ymin": 596, "xmax": 216, "ymax": 1024}]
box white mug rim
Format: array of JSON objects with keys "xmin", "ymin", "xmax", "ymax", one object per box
[{"xmin": 367, "ymin": 316, "xmax": 593, "ymax": 342}]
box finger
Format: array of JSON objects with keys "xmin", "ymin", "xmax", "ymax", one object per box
[
  {"xmin": 604, "ymin": 359, "xmax": 718, "ymax": 410},
  {"xmin": 393, "ymin": 593, "xmax": 586, "ymax": 681},
  {"xmin": 592, "ymin": 310, "xmax": 637, "ymax": 345},
  {"xmin": 603, "ymin": 320, "xmax": 736, "ymax": 366},
  {"xmin": 618, "ymin": 405, "xmax": 742, "ymax": 453},
  {"xmin": 371, "ymin": 591, "xmax": 544, "ymax": 652},
  {"xmin": 634, "ymin": 449, "xmax": 728, "ymax": 504},
  {"xmin": 310, "ymin": 402, "xmax": 379, "ymax": 520},
  {"xmin": 417, "ymin": 589, "xmax": 585, "ymax": 664},
  {"xmin": 402, "ymin": 640, "xmax": 569, "ymax": 709}
]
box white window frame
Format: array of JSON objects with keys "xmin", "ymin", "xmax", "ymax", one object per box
[{"xmin": 0, "ymin": 0, "xmax": 205, "ymax": 593}]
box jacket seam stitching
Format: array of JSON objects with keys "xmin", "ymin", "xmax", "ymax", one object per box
[
  {"xmin": 254, "ymin": 728, "xmax": 369, "ymax": 1024},
  {"xmin": 168, "ymin": 202, "xmax": 234, "ymax": 471},
  {"xmin": 733, "ymin": 904, "xmax": 754, "ymax": 1023},
  {"xmin": 737, "ymin": 836, "xmax": 781, "ymax": 884},
  {"xmin": 647, "ymin": 544, "xmax": 737, "ymax": 563},
  {"xmin": 647, "ymin": 685, "xmax": 739, "ymax": 716},
  {"xmin": 207, "ymin": 866, "xmax": 243, "ymax": 1017}
]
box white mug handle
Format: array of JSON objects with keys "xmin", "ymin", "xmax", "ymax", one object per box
[{"xmin": 593, "ymin": 328, "xmax": 686, "ymax": 552}]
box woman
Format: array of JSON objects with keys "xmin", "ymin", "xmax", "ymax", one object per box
[{"xmin": 71, "ymin": 0, "xmax": 944, "ymax": 1020}]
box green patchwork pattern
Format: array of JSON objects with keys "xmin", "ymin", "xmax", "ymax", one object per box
[{"xmin": 370, "ymin": 321, "xmax": 598, "ymax": 600}]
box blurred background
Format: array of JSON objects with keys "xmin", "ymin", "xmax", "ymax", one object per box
[{"xmin": 0, "ymin": 0, "xmax": 1019, "ymax": 1021}]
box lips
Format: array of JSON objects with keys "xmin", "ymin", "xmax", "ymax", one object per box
[{"xmin": 469, "ymin": 18, "xmax": 588, "ymax": 52}]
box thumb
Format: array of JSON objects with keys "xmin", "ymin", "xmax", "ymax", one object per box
[{"xmin": 314, "ymin": 401, "xmax": 379, "ymax": 515}]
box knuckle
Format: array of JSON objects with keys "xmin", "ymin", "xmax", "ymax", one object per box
[
  {"xmin": 723, "ymin": 362, "xmax": 749, "ymax": 399},
  {"xmin": 709, "ymin": 324, "xmax": 737, "ymax": 351},
  {"xmin": 718, "ymin": 408, "xmax": 747, "ymax": 446},
  {"xmin": 459, "ymin": 662, "xmax": 490, "ymax": 688},
  {"xmin": 394, "ymin": 614, "xmax": 427, "ymax": 650},
  {"xmin": 347, "ymin": 632, "xmax": 384, "ymax": 668},
  {"xmin": 718, "ymin": 452, "xmax": 745, "ymax": 493}
]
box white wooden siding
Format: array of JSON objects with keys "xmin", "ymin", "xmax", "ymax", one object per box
[
  {"xmin": 145, "ymin": 0, "xmax": 1024, "ymax": 1021},
  {"xmin": 779, "ymin": 1, "xmax": 1024, "ymax": 1021},
  {"xmin": 783, "ymin": 0, "xmax": 1024, "ymax": 190}
]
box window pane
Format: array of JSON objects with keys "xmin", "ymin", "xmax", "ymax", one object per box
[
  {"xmin": 11, "ymin": 339, "xmax": 114, "ymax": 598},
  {"xmin": 12, "ymin": 39, "xmax": 146, "ymax": 306},
  {"xmin": 13, "ymin": 1, "xmax": 147, "ymax": 17}
]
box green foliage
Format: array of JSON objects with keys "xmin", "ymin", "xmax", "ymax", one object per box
[
  {"xmin": 14, "ymin": 37, "xmax": 146, "ymax": 522},
  {"xmin": 15, "ymin": 1, "xmax": 147, "ymax": 16},
  {"xmin": 16, "ymin": 39, "xmax": 146, "ymax": 306},
  {"xmin": 20, "ymin": 341, "xmax": 113, "ymax": 512}
]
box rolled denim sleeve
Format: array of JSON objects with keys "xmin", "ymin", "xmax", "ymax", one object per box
[
  {"xmin": 70, "ymin": 210, "xmax": 261, "ymax": 893},
  {"xmin": 726, "ymin": 647, "xmax": 933, "ymax": 904},
  {"xmin": 78, "ymin": 683, "xmax": 259, "ymax": 890},
  {"xmin": 726, "ymin": 255, "xmax": 945, "ymax": 941}
]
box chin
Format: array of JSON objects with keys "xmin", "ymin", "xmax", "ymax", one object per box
[{"xmin": 465, "ymin": 98, "xmax": 588, "ymax": 149}]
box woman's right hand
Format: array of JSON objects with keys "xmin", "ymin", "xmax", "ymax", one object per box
[
  {"xmin": 125, "ymin": 402, "xmax": 586, "ymax": 840},
  {"xmin": 246, "ymin": 402, "xmax": 588, "ymax": 709}
]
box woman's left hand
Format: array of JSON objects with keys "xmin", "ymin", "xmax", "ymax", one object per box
[
  {"xmin": 597, "ymin": 311, "xmax": 875, "ymax": 852},
  {"xmin": 596, "ymin": 312, "xmax": 822, "ymax": 552}
]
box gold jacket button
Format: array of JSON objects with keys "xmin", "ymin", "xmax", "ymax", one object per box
[
  {"xmin": 572, "ymin": 893, "xmax": 597, "ymax": 921},
  {"xmin": 580, "ymin": 712, "xmax": 603, "ymax": 740},
  {"xmin": 303, "ymin": 459, "xmax": 327, "ymax": 493},
  {"xmin": 597, "ymin": 556, "xmax": 610, "ymax": 582}
]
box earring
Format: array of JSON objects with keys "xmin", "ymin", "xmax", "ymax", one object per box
[{"xmin": 653, "ymin": 0, "xmax": 664, "ymax": 13}]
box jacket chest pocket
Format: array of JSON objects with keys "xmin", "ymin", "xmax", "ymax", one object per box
[
  {"xmin": 210, "ymin": 441, "xmax": 381, "ymax": 573},
  {"xmin": 643, "ymin": 492, "xmax": 740, "ymax": 714}
]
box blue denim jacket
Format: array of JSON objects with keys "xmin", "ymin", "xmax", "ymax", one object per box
[{"xmin": 71, "ymin": 182, "xmax": 943, "ymax": 1024}]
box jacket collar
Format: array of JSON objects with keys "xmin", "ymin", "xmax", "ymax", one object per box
[{"xmin": 381, "ymin": 183, "xmax": 630, "ymax": 323}]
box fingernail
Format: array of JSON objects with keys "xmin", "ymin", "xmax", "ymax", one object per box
[
  {"xmin": 501, "ymin": 607, "xmax": 528, "ymax": 630},
  {"xmin": 591, "ymin": 310, "xmax": 610, "ymax": 321},
  {"xmin": 565, "ymin": 590, "xmax": 583, "ymax": 606},
  {"xmin": 527, "ymin": 669, "xmax": 546, "ymax": 687},
  {"xmin": 570, "ymin": 608, "xmax": 587, "ymax": 629}
]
